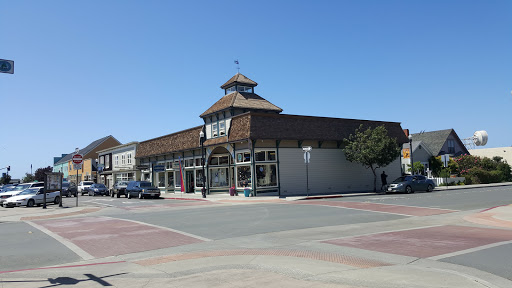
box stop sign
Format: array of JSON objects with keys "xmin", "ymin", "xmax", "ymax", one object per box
[{"xmin": 72, "ymin": 154, "xmax": 83, "ymax": 164}]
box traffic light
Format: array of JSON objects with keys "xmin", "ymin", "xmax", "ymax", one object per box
[{"xmin": 7, "ymin": 166, "xmax": 10, "ymax": 172}]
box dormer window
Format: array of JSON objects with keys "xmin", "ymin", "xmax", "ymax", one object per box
[
  {"xmin": 237, "ymin": 86, "xmax": 253, "ymax": 93},
  {"xmin": 212, "ymin": 123, "xmax": 218, "ymax": 137},
  {"xmin": 219, "ymin": 121, "xmax": 226, "ymax": 136}
]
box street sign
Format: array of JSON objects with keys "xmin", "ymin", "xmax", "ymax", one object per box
[
  {"xmin": 72, "ymin": 154, "xmax": 83, "ymax": 164},
  {"xmin": 0, "ymin": 59, "xmax": 14, "ymax": 74},
  {"xmin": 304, "ymin": 151, "xmax": 310, "ymax": 163},
  {"xmin": 73, "ymin": 163, "xmax": 82, "ymax": 170},
  {"xmin": 441, "ymin": 154, "xmax": 450, "ymax": 167}
]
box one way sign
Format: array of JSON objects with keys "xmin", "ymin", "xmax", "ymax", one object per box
[{"xmin": 0, "ymin": 59, "xmax": 14, "ymax": 74}]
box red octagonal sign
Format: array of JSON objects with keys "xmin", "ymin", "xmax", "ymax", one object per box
[{"xmin": 72, "ymin": 154, "xmax": 83, "ymax": 164}]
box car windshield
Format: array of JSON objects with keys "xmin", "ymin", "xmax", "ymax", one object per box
[
  {"xmin": 20, "ymin": 189, "xmax": 38, "ymax": 195},
  {"xmin": 394, "ymin": 176, "xmax": 413, "ymax": 182},
  {"xmin": 118, "ymin": 182, "xmax": 128, "ymax": 186},
  {"xmin": 1, "ymin": 186, "xmax": 15, "ymax": 192},
  {"xmin": 139, "ymin": 182, "xmax": 152, "ymax": 187},
  {"xmin": 13, "ymin": 184, "xmax": 31, "ymax": 191}
]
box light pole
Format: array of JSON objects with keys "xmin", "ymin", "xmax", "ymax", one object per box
[
  {"xmin": 408, "ymin": 135, "xmax": 414, "ymax": 175},
  {"xmin": 199, "ymin": 130, "xmax": 206, "ymax": 198}
]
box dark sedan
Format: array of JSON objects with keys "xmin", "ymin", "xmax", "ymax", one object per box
[
  {"xmin": 87, "ymin": 183, "xmax": 109, "ymax": 196},
  {"xmin": 62, "ymin": 182, "xmax": 78, "ymax": 197},
  {"xmin": 386, "ymin": 175, "xmax": 435, "ymax": 194}
]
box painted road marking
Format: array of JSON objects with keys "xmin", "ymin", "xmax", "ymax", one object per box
[
  {"xmin": 26, "ymin": 221, "xmax": 95, "ymax": 260},
  {"xmin": 428, "ymin": 240, "xmax": 512, "ymax": 261},
  {"xmin": 322, "ymin": 225, "xmax": 512, "ymax": 258},
  {"xmin": 291, "ymin": 200, "xmax": 458, "ymax": 216},
  {"xmin": 34, "ymin": 216, "xmax": 206, "ymax": 258}
]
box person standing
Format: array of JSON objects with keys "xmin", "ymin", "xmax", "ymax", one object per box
[{"xmin": 381, "ymin": 171, "xmax": 388, "ymax": 191}]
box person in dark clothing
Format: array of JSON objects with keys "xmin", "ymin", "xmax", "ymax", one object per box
[{"xmin": 381, "ymin": 171, "xmax": 388, "ymax": 191}]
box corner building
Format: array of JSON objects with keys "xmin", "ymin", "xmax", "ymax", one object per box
[{"xmin": 135, "ymin": 73, "xmax": 408, "ymax": 196}]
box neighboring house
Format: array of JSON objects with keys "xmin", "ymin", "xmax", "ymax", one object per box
[
  {"xmin": 97, "ymin": 142, "xmax": 139, "ymax": 190},
  {"xmin": 402, "ymin": 129, "xmax": 470, "ymax": 174},
  {"xmin": 55, "ymin": 135, "xmax": 121, "ymax": 184},
  {"xmin": 469, "ymin": 147, "xmax": 512, "ymax": 165},
  {"xmin": 135, "ymin": 73, "xmax": 408, "ymax": 196},
  {"xmin": 53, "ymin": 153, "xmax": 70, "ymax": 180}
]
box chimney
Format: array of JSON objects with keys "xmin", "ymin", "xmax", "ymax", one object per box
[{"xmin": 403, "ymin": 129, "xmax": 410, "ymax": 137}]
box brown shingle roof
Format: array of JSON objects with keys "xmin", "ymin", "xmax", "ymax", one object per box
[
  {"xmin": 220, "ymin": 73, "xmax": 258, "ymax": 89},
  {"xmin": 229, "ymin": 113, "xmax": 409, "ymax": 144},
  {"xmin": 136, "ymin": 113, "xmax": 408, "ymax": 159},
  {"xmin": 200, "ymin": 92, "xmax": 283, "ymax": 117},
  {"xmin": 136, "ymin": 126, "xmax": 203, "ymax": 158}
]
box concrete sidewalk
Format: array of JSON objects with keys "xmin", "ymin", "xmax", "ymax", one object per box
[{"xmin": 162, "ymin": 182, "xmax": 512, "ymax": 202}]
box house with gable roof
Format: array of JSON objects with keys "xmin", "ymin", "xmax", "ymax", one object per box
[
  {"xmin": 135, "ymin": 73, "xmax": 408, "ymax": 196},
  {"xmin": 53, "ymin": 135, "xmax": 121, "ymax": 183},
  {"xmin": 402, "ymin": 129, "xmax": 470, "ymax": 174}
]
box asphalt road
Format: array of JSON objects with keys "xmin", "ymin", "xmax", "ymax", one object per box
[{"xmin": 2, "ymin": 185, "xmax": 512, "ymax": 287}]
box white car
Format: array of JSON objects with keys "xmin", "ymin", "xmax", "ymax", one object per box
[
  {"xmin": 0, "ymin": 182, "xmax": 44, "ymax": 206},
  {"xmin": 3, "ymin": 187, "xmax": 61, "ymax": 208},
  {"xmin": 78, "ymin": 181, "xmax": 95, "ymax": 195}
]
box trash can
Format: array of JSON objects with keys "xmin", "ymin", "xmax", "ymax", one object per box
[
  {"xmin": 229, "ymin": 187, "xmax": 235, "ymax": 196},
  {"xmin": 244, "ymin": 188, "xmax": 251, "ymax": 197}
]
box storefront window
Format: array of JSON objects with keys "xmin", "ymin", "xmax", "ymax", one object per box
[
  {"xmin": 267, "ymin": 151, "xmax": 276, "ymax": 161},
  {"xmin": 195, "ymin": 158, "xmax": 201, "ymax": 166},
  {"xmin": 219, "ymin": 156, "xmax": 229, "ymax": 165},
  {"xmin": 175, "ymin": 171, "xmax": 181, "ymax": 187},
  {"xmin": 158, "ymin": 172, "xmax": 165, "ymax": 188},
  {"xmin": 256, "ymin": 164, "xmax": 277, "ymax": 187},
  {"xmin": 185, "ymin": 159, "xmax": 194, "ymax": 167},
  {"xmin": 237, "ymin": 166, "xmax": 251, "ymax": 187},
  {"xmin": 210, "ymin": 167, "xmax": 229, "ymax": 187},
  {"xmin": 255, "ymin": 151, "xmax": 266, "ymax": 161},
  {"xmin": 210, "ymin": 157, "xmax": 219, "ymax": 165},
  {"xmin": 236, "ymin": 152, "xmax": 251, "ymax": 163},
  {"xmin": 167, "ymin": 172, "xmax": 174, "ymax": 187},
  {"xmin": 196, "ymin": 170, "xmax": 204, "ymax": 187}
]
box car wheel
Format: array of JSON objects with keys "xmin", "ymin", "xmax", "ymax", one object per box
[
  {"xmin": 27, "ymin": 199, "xmax": 35, "ymax": 207},
  {"xmin": 54, "ymin": 196, "xmax": 60, "ymax": 205},
  {"xmin": 406, "ymin": 186, "xmax": 413, "ymax": 194},
  {"xmin": 139, "ymin": 192, "xmax": 143, "ymax": 199},
  {"xmin": 426, "ymin": 184, "xmax": 433, "ymax": 192}
]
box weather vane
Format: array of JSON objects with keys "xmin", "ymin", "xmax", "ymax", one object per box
[{"xmin": 234, "ymin": 59, "xmax": 240, "ymax": 73}]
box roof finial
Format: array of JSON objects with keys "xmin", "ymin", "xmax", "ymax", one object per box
[{"xmin": 234, "ymin": 59, "xmax": 240, "ymax": 74}]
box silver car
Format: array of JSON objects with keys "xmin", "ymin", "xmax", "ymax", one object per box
[{"xmin": 386, "ymin": 175, "xmax": 435, "ymax": 194}]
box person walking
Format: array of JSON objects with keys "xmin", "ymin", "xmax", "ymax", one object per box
[{"xmin": 381, "ymin": 171, "xmax": 388, "ymax": 191}]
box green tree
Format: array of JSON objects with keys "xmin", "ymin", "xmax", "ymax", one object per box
[
  {"xmin": 22, "ymin": 173, "xmax": 36, "ymax": 183},
  {"xmin": 35, "ymin": 166, "xmax": 53, "ymax": 182},
  {"xmin": 343, "ymin": 124, "xmax": 402, "ymax": 192},
  {"xmin": 1, "ymin": 173, "xmax": 11, "ymax": 185},
  {"xmin": 407, "ymin": 161, "xmax": 425, "ymax": 174}
]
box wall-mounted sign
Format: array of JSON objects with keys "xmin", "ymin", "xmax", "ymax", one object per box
[
  {"xmin": 403, "ymin": 148, "xmax": 410, "ymax": 159},
  {"xmin": 153, "ymin": 165, "xmax": 165, "ymax": 172},
  {"xmin": 136, "ymin": 165, "xmax": 149, "ymax": 170}
]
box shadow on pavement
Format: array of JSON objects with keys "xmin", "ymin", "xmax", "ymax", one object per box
[{"xmin": 0, "ymin": 273, "xmax": 127, "ymax": 287}]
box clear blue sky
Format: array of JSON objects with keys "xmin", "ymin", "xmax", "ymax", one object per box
[{"xmin": 1, "ymin": 0, "xmax": 511, "ymax": 179}]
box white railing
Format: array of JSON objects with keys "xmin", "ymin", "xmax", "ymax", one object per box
[{"xmin": 429, "ymin": 177, "xmax": 465, "ymax": 186}]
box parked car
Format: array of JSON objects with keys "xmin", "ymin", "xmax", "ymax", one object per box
[
  {"xmin": 386, "ymin": 175, "xmax": 435, "ymax": 194},
  {"xmin": 3, "ymin": 187, "xmax": 60, "ymax": 208},
  {"xmin": 126, "ymin": 181, "xmax": 160, "ymax": 199},
  {"xmin": 0, "ymin": 182, "xmax": 44, "ymax": 206},
  {"xmin": 0, "ymin": 184, "xmax": 16, "ymax": 192},
  {"xmin": 78, "ymin": 181, "xmax": 95, "ymax": 195},
  {"xmin": 62, "ymin": 182, "xmax": 78, "ymax": 197},
  {"xmin": 111, "ymin": 181, "xmax": 129, "ymax": 198},
  {"xmin": 88, "ymin": 183, "xmax": 109, "ymax": 196}
]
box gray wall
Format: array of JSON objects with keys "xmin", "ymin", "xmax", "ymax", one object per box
[{"xmin": 279, "ymin": 148, "xmax": 401, "ymax": 196}]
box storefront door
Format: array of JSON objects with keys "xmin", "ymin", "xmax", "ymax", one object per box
[{"xmin": 186, "ymin": 171, "xmax": 194, "ymax": 193}]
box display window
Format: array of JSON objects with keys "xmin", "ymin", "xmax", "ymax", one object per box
[
  {"xmin": 210, "ymin": 167, "xmax": 229, "ymax": 187},
  {"xmin": 237, "ymin": 165, "xmax": 251, "ymax": 187},
  {"xmin": 256, "ymin": 164, "xmax": 277, "ymax": 187}
]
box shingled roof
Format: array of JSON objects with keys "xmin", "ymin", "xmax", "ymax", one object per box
[
  {"xmin": 137, "ymin": 113, "xmax": 408, "ymax": 158},
  {"xmin": 136, "ymin": 126, "xmax": 203, "ymax": 158},
  {"xmin": 200, "ymin": 91, "xmax": 283, "ymax": 118},
  {"xmin": 220, "ymin": 73, "xmax": 258, "ymax": 89},
  {"xmin": 411, "ymin": 129, "xmax": 468, "ymax": 156},
  {"xmin": 55, "ymin": 135, "xmax": 119, "ymax": 165}
]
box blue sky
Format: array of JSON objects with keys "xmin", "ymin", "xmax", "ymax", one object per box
[{"xmin": 1, "ymin": 0, "xmax": 511, "ymax": 179}]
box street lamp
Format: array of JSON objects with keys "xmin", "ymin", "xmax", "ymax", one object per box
[
  {"xmin": 408, "ymin": 134, "xmax": 414, "ymax": 175},
  {"xmin": 199, "ymin": 130, "xmax": 206, "ymax": 198}
]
